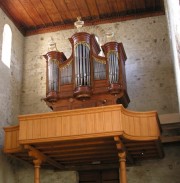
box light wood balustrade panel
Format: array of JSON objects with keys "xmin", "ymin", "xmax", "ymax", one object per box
[
  {"xmin": 18, "ymin": 105, "xmax": 160, "ymax": 144},
  {"xmin": 19, "ymin": 105, "xmax": 123, "ymax": 144},
  {"xmin": 121, "ymin": 108, "xmax": 160, "ymax": 138},
  {"xmin": 3, "ymin": 125, "xmax": 22, "ymax": 153}
]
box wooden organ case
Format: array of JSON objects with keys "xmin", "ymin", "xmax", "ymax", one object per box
[{"xmin": 43, "ymin": 32, "xmax": 130, "ymax": 111}]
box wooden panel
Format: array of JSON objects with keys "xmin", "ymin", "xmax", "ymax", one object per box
[
  {"xmin": 1, "ymin": 0, "xmax": 32, "ymax": 28},
  {"xmin": 134, "ymin": 0, "xmax": 146, "ymax": 11},
  {"xmin": 64, "ymin": 0, "xmax": 80, "ymax": 19},
  {"xmin": 3, "ymin": 126, "xmax": 21, "ymax": 153},
  {"xmin": 116, "ymin": 0, "xmax": 127, "ymax": 13},
  {"xmin": 75, "ymin": 0, "xmax": 91, "ymax": 19},
  {"xmin": 41, "ymin": 1, "xmax": 63, "ymax": 23},
  {"xmin": 18, "ymin": 105, "xmax": 160, "ymax": 144},
  {"xmin": 30, "ymin": 0, "xmax": 53, "ymax": 25},
  {"xmin": 145, "ymin": 0, "xmax": 156, "ymax": 11},
  {"xmin": 19, "ymin": 0, "xmax": 45, "ymax": 26},
  {"xmin": 125, "ymin": 0, "xmax": 136, "ymax": 14},
  {"xmin": 96, "ymin": 0, "xmax": 111, "ymax": 18},
  {"xmin": 53, "ymin": 0, "xmax": 73, "ymax": 22},
  {"xmin": 19, "ymin": 105, "xmax": 125, "ymax": 144},
  {"xmin": 85, "ymin": 0, "xmax": 99, "ymax": 18},
  {"xmin": 121, "ymin": 108, "xmax": 160, "ymax": 138},
  {"xmin": 107, "ymin": 0, "xmax": 119, "ymax": 16}
]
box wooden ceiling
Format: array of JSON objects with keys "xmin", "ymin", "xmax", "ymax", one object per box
[
  {"xmin": 0, "ymin": 0, "xmax": 165, "ymax": 36},
  {"xmin": 11, "ymin": 137, "xmax": 163, "ymax": 171}
]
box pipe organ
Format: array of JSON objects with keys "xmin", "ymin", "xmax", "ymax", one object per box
[{"xmin": 43, "ymin": 32, "xmax": 130, "ymax": 111}]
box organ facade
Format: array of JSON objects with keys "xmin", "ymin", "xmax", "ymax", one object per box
[{"xmin": 43, "ymin": 31, "xmax": 130, "ymax": 111}]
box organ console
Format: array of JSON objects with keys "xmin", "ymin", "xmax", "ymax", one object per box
[{"xmin": 43, "ymin": 19, "xmax": 130, "ymax": 111}]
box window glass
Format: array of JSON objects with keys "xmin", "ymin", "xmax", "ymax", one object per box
[{"xmin": 1, "ymin": 24, "xmax": 12, "ymax": 68}]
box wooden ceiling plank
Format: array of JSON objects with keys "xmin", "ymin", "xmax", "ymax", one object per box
[
  {"xmin": 36, "ymin": 143, "xmax": 114, "ymax": 151},
  {"xmin": 14, "ymin": 0, "xmax": 36, "ymax": 27},
  {"xmin": 145, "ymin": 0, "xmax": 156, "ymax": 11},
  {"xmin": 30, "ymin": 0, "xmax": 53, "ymax": 25},
  {"xmin": 64, "ymin": 0, "xmax": 81, "ymax": 21},
  {"xmin": 1, "ymin": 0, "xmax": 34, "ymax": 28},
  {"xmin": 124, "ymin": 141, "xmax": 154, "ymax": 147},
  {"xmin": 54, "ymin": 153, "xmax": 117, "ymax": 161},
  {"xmin": 41, "ymin": 145, "xmax": 116, "ymax": 154},
  {"xmin": 53, "ymin": 0, "xmax": 73, "ymax": 22},
  {"xmin": 133, "ymin": 153, "xmax": 158, "ymax": 158},
  {"xmin": 96, "ymin": 0, "xmax": 111, "ymax": 18},
  {"xmin": 134, "ymin": 0, "xmax": 146, "ymax": 10},
  {"xmin": 0, "ymin": 1, "xmax": 26, "ymax": 34},
  {"xmin": 115, "ymin": 0, "xmax": 126, "ymax": 13},
  {"xmin": 85, "ymin": 0, "xmax": 99, "ymax": 19},
  {"xmin": 41, "ymin": 0, "xmax": 63, "ymax": 23},
  {"xmin": 60, "ymin": 157, "xmax": 118, "ymax": 164},
  {"xmin": 75, "ymin": 0, "xmax": 91, "ymax": 19},
  {"xmin": 34, "ymin": 138, "xmax": 114, "ymax": 149},
  {"xmin": 19, "ymin": 0, "xmax": 45, "ymax": 26},
  {"xmin": 107, "ymin": 0, "xmax": 119, "ymax": 17},
  {"xmin": 125, "ymin": 0, "xmax": 136, "ymax": 14},
  {"xmin": 127, "ymin": 145, "xmax": 156, "ymax": 151},
  {"xmin": 36, "ymin": 142, "xmax": 113, "ymax": 151},
  {"xmin": 45, "ymin": 149, "xmax": 117, "ymax": 157},
  {"xmin": 130, "ymin": 149, "xmax": 157, "ymax": 155},
  {"xmin": 47, "ymin": 149, "xmax": 118, "ymax": 157}
]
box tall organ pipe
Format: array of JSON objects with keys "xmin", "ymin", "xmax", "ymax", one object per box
[
  {"xmin": 43, "ymin": 51, "xmax": 64, "ymax": 102},
  {"xmin": 75, "ymin": 43, "xmax": 90, "ymax": 87}
]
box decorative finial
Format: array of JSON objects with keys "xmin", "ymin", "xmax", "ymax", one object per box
[
  {"xmin": 74, "ymin": 17, "xmax": 84, "ymax": 32},
  {"xmin": 106, "ymin": 32, "xmax": 114, "ymax": 42},
  {"xmin": 48, "ymin": 37, "xmax": 58, "ymax": 51}
]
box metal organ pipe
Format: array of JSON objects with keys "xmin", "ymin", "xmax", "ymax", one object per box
[
  {"xmin": 48, "ymin": 59, "xmax": 58, "ymax": 92},
  {"xmin": 75, "ymin": 43, "xmax": 90, "ymax": 87},
  {"xmin": 108, "ymin": 52, "xmax": 119, "ymax": 84}
]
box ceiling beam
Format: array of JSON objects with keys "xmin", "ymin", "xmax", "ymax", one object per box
[
  {"xmin": 24, "ymin": 145, "xmax": 64, "ymax": 169},
  {"xmin": 25, "ymin": 11, "xmax": 164, "ymax": 36}
]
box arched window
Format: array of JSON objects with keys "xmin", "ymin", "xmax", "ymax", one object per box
[{"xmin": 1, "ymin": 24, "xmax": 12, "ymax": 68}]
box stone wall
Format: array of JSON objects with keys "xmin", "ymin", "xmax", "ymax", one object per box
[
  {"xmin": 0, "ymin": 8, "xmax": 24, "ymax": 183},
  {"xmin": 14, "ymin": 160, "xmax": 78, "ymax": 183},
  {"xmin": 127, "ymin": 143, "xmax": 180, "ymax": 183},
  {"xmin": 21, "ymin": 15, "xmax": 178, "ymax": 115}
]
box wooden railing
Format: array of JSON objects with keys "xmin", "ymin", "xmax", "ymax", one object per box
[
  {"xmin": 3, "ymin": 105, "xmax": 161, "ymax": 152},
  {"xmin": 17, "ymin": 105, "xmax": 160, "ymax": 144}
]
